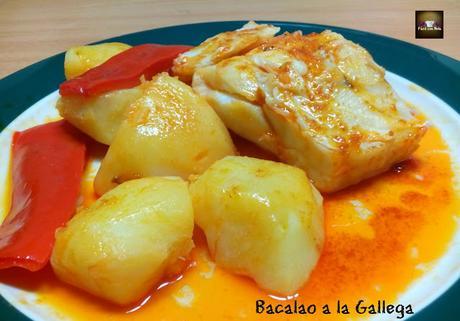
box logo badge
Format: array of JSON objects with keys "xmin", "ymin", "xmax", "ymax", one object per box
[{"xmin": 416, "ymin": 11, "xmax": 444, "ymax": 39}]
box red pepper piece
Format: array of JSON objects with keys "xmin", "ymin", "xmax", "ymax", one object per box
[
  {"xmin": 59, "ymin": 44, "xmax": 192, "ymax": 97},
  {"xmin": 0, "ymin": 120, "xmax": 86, "ymax": 271}
]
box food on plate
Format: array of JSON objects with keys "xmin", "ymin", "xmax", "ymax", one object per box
[
  {"xmin": 2, "ymin": 21, "xmax": 450, "ymax": 319},
  {"xmin": 0, "ymin": 120, "xmax": 86, "ymax": 271},
  {"xmin": 190, "ymin": 156, "xmax": 324, "ymax": 295},
  {"xmin": 64, "ymin": 42, "xmax": 132, "ymax": 80},
  {"xmin": 57, "ymin": 44, "xmax": 192, "ymax": 144},
  {"xmin": 94, "ymin": 73, "xmax": 235, "ymax": 195},
  {"xmin": 172, "ymin": 21, "xmax": 280, "ymax": 83},
  {"xmin": 51, "ymin": 177, "xmax": 194, "ymax": 305},
  {"xmin": 193, "ymin": 30, "xmax": 427, "ymax": 192}
]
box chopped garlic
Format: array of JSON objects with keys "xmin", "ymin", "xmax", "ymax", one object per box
[
  {"xmin": 200, "ymin": 260, "xmax": 216, "ymax": 279},
  {"xmin": 413, "ymin": 174, "xmax": 424, "ymax": 181},
  {"xmin": 349, "ymin": 200, "xmax": 373, "ymax": 220},
  {"xmin": 173, "ymin": 285, "xmax": 195, "ymax": 308},
  {"xmin": 415, "ymin": 263, "xmax": 432, "ymax": 272}
]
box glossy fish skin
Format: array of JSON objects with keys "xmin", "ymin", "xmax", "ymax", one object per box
[
  {"xmin": 94, "ymin": 73, "xmax": 235, "ymax": 195},
  {"xmin": 193, "ymin": 30, "xmax": 427, "ymax": 192},
  {"xmin": 172, "ymin": 21, "xmax": 280, "ymax": 83}
]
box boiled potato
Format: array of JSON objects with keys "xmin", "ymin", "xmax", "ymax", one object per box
[
  {"xmin": 51, "ymin": 177, "xmax": 194, "ymax": 305},
  {"xmin": 94, "ymin": 73, "xmax": 235, "ymax": 195},
  {"xmin": 190, "ymin": 156, "xmax": 324, "ymax": 295},
  {"xmin": 64, "ymin": 42, "xmax": 131, "ymax": 79},
  {"xmin": 57, "ymin": 86, "xmax": 143, "ymax": 145}
]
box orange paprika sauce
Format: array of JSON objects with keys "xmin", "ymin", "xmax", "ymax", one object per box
[{"xmin": 0, "ymin": 126, "xmax": 459, "ymax": 320}]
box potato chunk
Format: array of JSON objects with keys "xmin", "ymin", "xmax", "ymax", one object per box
[
  {"xmin": 57, "ymin": 86, "xmax": 143, "ymax": 145},
  {"xmin": 190, "ymin": 156, "xmax": 324, "ymax": 295},
  {"xmin": 51, "ymin": 177, "xmax": 194, "ymax": 305},
  {"xmin": 64, "ymin": 42, "xmax": 131, "ymax": 79},
  {"xmin": 94, "ymin": 73, "xmax": 235, "ymax": 195}
]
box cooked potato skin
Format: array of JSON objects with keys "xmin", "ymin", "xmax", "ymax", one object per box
[
  {"xmin": 51, "ymin": 177, "xmax": 194, "ymax": 305},
  {"xmin": 57, "ymin": 86, "xmax": 143, "ymax": 145},
  {"xmin": 190, "ymin": 156, "xmax": 324, "ymax": 295},
  {"xmin": 64, "ymin": 42, "xmax": 131, "ymax": 79},
  {"xmin": 94, "ymin": 73, "xmax": 235, "ymax": 195}
]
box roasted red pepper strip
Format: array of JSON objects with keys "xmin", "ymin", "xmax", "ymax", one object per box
[
  {"xmin": 0, "ymin": 120, "xmax": 86, "ymax": 271},
  {"xmin": 59, "ymin": 44, "xmax": 192, "ymax": 97}
]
